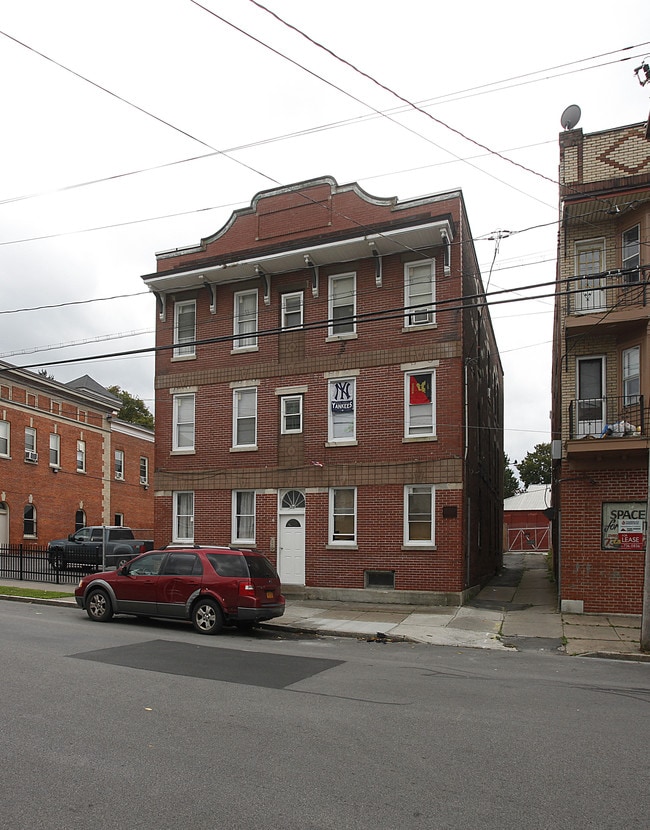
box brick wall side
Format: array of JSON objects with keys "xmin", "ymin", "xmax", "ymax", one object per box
[{"xmin": 559, "ymin": 467, "xmax": 645, "ymax": 613}]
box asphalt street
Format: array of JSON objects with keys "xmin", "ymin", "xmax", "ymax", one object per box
[{"xmin": 1, "ymin": 600, "xmax": 649, "ymax": 830}]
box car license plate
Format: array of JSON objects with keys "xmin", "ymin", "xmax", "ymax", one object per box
[{"xmin": 266, "ymin": 590, "xmax": 274, "ymax": 599}]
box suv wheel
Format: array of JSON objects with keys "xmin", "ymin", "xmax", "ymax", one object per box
[
  {"xmin": 192, "ymin": 598, "xmax": 224, "ymax": 635},
  {"xmin": 86, "ymin": 588, "xmax": 113, "ymax": 622}
]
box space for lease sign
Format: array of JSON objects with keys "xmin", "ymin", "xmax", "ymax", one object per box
[{"xmin": 601, "ymin": 502, "xmax": 647, "ymax": 551}]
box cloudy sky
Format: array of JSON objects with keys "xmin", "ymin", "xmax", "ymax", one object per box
[{"xmin": 1, "ymin": 0, "xmax": 649, "ymax": 468}]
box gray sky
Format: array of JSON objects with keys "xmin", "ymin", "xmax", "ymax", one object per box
[{"xmin": 1, "ymin": 0, "xmax": 649, "ymax": 466}]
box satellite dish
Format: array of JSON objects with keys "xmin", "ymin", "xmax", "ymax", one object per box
[{"xmin": 561, "ymin": 104, "xmax": 581, "ymax": 130}]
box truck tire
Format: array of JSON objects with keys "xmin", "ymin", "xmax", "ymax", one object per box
[{"xmin": 49, "ymin": 551, "xmax": 67, "ymax": 571}]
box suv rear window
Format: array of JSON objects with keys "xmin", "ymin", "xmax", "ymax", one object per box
[
  {"xmin": 244, "ymin": 555, "xmax": 277, "ymax": 579},
  {"xmin": 207, "ymin": 553, "xmax": 249, "ymax": 578}
]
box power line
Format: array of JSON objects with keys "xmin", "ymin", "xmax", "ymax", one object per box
[
  {"xmin": 190, "ymin": 0, "xmax": 557, "ymax": 208},
  {"xmin": 246, "ymin": 0, "xmax": 557, "ymax": 188},
  {"xmin": 0, "ymin": 17, "xmax": 637, "ymax": 250},
  {"xmin": 0, "ymin": 27, "xmax": 280, "ymax": 187},
  {"xmin": 0, "ymin": 291, "xmax": 149, "ymax": 315},
  {"xmin": 6, "ymin": 271, "xmax": 633, "ymax": 373}
]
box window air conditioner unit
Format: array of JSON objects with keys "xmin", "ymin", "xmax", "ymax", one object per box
[{"xmin": 25, "ymin": 451, "xmax": 38, "ymax": 462}]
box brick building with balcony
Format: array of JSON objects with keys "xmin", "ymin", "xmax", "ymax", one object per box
[
  {"xmin": 551, "ymin": 120, "xmax": 650, "ymax": 614},
  {"xmin": 143, "ymin": 177, "xmax": 503, "ymax": 604},
  {"xmin": 0, "ymin": 363, "xmax": 154, "ymax": 546}
]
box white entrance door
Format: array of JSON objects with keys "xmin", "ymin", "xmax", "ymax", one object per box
[
  {"xmin": 0, "ymin": 503, "xmax": 8, "ymax": 546},
  {"xmin": 278, "ymin": 489, "xmax": 305, "ymax": 585}
]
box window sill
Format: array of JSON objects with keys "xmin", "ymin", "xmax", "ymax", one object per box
[
  {"xmin": 402, "ymin": 436, "xmax": 437, "ymax": 443},
  {"xmin": 401, "ymin": 323, "xmax": 437, "ymax": 333},
  {"xmin": 171, "ymin": 354, "xmax": 196, "ymax": 362},
  {"xmin": 326, "ymin": 333, "xmax": 357, "ymax": 342},
  {"xmin": 232, "ymin": 540, "xmax": 256, "ymax": 547},
  {"xmin": 326, "ymin": 543, "xmax": 358, "ymax": 550},
  {"xmin": 171, "ymin": 448, "xmax": 196, "ymax": 455},
  {"xmin": 230, "ymin": 445, "xmax": 258, "ymax": 452},
  {"xmin": 325, "ymin": 440, "xmax": 358, "ymax": 447},
  {"xmin": 231, "ymin": 345, "xmax": 259, "ymax": 354},
  {"xmin": 401, "ymin": 544, "xmax": 436, "ymax": 550}
]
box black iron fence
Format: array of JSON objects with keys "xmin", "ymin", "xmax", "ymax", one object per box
[
  {"xmin": 567, "ymin": 268, "xmax": 649, "ymax": 316},
  {"xmin": 0, "ymin": 544, "xmax": 102, "ymax": 586},
  {"xmin": 568, "ymin": 395, "xmax": 646, "ymax": 439}
]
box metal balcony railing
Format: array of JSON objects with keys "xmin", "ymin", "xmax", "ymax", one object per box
[
  {"xmin": 566, "ymin": 267, "xmax": 649, "ymax": 316},
  {"xmin": 568, "ymin": 395, "xmax": 646, "ymax": 440}
]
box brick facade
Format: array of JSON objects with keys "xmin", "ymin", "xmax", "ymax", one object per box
[
  {"xmin": 0, "ymin": 363, "xmax": 153, "ymax": 545},
  {"xmin": 552, "ymin": 121, "xmax": 650, "ymax": 613},
  {"xmin": 144, "ymin": 177, "xmax": 503, "ymax": 602}
]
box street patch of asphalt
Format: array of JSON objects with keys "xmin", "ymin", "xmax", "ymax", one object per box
[
  {"xmin": 500, "ymin": 635, "xmax": 565, "ymax": 653},
  {"xmin": 71, "ymin": 639, "xmax": 344, "ymax": 688}
]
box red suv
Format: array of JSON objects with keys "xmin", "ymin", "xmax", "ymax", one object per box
[{"xmin": 74, "ymin": 546, "xmax": 285, "ymax": 635}]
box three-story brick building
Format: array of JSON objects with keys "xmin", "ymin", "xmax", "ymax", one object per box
[
  {"xmin": 552, "ymin": 121, "xmax": 650, "ymax": 614},
  {"xmin": 0, "ymin": 363, "xmax": 153, "ymax": 545},
  {"xmin": 143, "ymin": 177, "xmax": 503, "ymax": 603}
]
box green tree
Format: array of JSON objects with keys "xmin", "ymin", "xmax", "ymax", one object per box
[
  {"xmin": 516, "ymin": 442, "xmax": 551, "ymax": 490},
  {"xmin": 108, "ymin": 385, "xmax": 154, "ymax": 430},
  {"xmin": 504, "ymin": 453, "xmax": 519, "ymax": 499}
]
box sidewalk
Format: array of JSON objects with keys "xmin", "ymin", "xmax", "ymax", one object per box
[
  {"xmin": 272, "ymin": 553, "xmax": 645, "ymax": 658},
  {"xmin": 0, "ymin": 553, "xmax": 646, "ymax": 659}
]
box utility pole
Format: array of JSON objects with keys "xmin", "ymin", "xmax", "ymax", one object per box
[{"xmin": 642, "ymin": 451, "xmax": 650, "ymax": 652}]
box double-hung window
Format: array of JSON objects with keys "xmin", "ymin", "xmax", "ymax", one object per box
[
  {"xmin": 405, "ymin": 260, "xmax": 435, "ymax": 327},
  {"xmin": 234, "ymin": 290, "xmax": 258, "ymax": 349},
  {"xmin": 328, "ymin": 378, "xmax": 356, "ymax": 442},
  {"xmin": 76, "ymin": 440, "xmax": 86, "ymax": 473},
  {"xmin": 281, "ymin": 395, "xmax": 303, "ymax": 434},
  {"xmin": 114, "ymin": 449, "xmax": 124, "ymax": 480},
  {"xmin": 282, "ymin": 292, "xmax": 303, "ymax": 329},
  {"xmin": 622, "ymin": 225, "xmax": 640, "ymax": 283},
  {"xmin": 328, "ymin": 273, "xmax": 356, "ymax": 336},
  {"xmin": 574, "ymin": 239, "xmax": 606, "ymax": 313},
  {"xmin": 233, "ymin": 387, "xmax": 257, "ymax": 448},
  {"xmin": 404, "ymin": 485, "xmax": 434, "ymax": 545},
  {"xmin": 23, "ymin": 504, "xmax": 37, "ymax": 538},
  {"xmin": 173, "ymin": 393, "xmax": 195, "ymax": 451},
  {"xmin": 0, "ymin": 420, "xmax": 9, "ymax": 457},
  {"xmin": 173, "ymin": 300, "xmax": 196, "ymax": 358},
  {"xmin": 232, "ymin": 490, "xmax": 255, "ymax": 544},
  {"xmin": 49, "ymin": 433, "xmax": 60, "ymax": 468},
  {"xmin": 405, "ymin": 370, "xmax": 435, "ymax": 438},
  {"xmin": 173, "ymin": 491, "xmax": 194, "ymax": 543},
  {"xmin": 140, "ymin": 456, "xmax": 149, "ymax": 485},
  {"xmin": 623, "ymin": 346, "xmax": 640, "ymax": 405},
  {"xmin": 25, "ymin": 427, "xmax": 37, "ymax": 462},
  {"xmin": 329, "ymin": 487, "xmax": 356, "ymax": 544}
]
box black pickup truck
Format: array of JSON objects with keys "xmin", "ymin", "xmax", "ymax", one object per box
[{"xmin": 47, "ymin": 526, "xmax": 154, "ymax": 571}]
